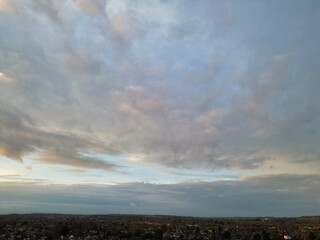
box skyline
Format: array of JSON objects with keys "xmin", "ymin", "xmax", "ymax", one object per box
[{"xmin": 0, "ymin": 0, "xmax": 320, "ymax": 217}]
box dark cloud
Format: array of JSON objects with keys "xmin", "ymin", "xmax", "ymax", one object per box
[
  {"xmin": 0, "ymin": 106, "xmax": 117, "ymax": 171},
  {"xmin": 0, "ymin": 174, "xmax": 319, "ymax": 217},
  {"xmin": 35, "ymin": 150, "xmax": 117, "ymax": 171}
]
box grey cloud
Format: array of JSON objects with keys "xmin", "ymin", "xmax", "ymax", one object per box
[
  {"xmin": 0, "ymin": 174, "xmax": 46, "ymax": 183},
  {"xmin": 28, "ymin": 0, "xmax": 62, "ymax": 22},
  {"xmin": 0, "ymin": 0, "xmax": 320, "ymax": 172},
  {"xmin": 0, "ymin": 106, "xmax": 117, "ymax": 171},
  {"xmin": 0, "ymin": 174, "xmax": 319, "ymax": 217},
  {"xmin": 74, "ymin": 0, "xmax": 103, "ymax": 15},
  {"xmin": 35, "ymin": 150, "xmax": 116, "ymax": 171},
  {"xmin": 63, "ymin": 51, "xmax": 101, "ymax": 73},
  {"xmin": 0, "ymin": 0, "xmax": 18, "ymax": 15},
  {"xmin": 0, "ymin": 175, "xmax": 21, "ymax": 179}
]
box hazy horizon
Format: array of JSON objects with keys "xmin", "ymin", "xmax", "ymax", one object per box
[
  {"xmin": 1, "ymin": 213, "xmax": 320, "ymax": 219},
  {"xmin": 0, "ymin": 0, "xmax": 319, "ymax": 217}
]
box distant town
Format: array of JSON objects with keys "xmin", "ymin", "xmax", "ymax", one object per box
[{"xmin": 0, "ymin": 214, "xmax": 319, "ymax": 240}]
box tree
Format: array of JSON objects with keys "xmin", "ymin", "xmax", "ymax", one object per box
[
  {"xmin": 222, "ymin": 230, "xmax": 231, "ymax": 240},
  {"xmin": 253, "ymin": 233, "xmax": 261, "ymax": 240},
  {"xmin": 261, "ymin": 230, "xmax": 270, "ymax": 240},
  {"xmin": 154, "ymin": 228, "xmax": 163, "ymax": 239},
  {"xmin": 307, "ymin": 232, "xmax": 316, "ymax": 240},
  {"xmin": 58, "ymin": 224, "xmax": 70, "ymax": 236}
]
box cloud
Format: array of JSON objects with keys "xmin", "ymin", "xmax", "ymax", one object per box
[
  {"xmin": 63, "ymin": 51, "xmax": 101, "ymax": 73},
  {"xmin": 27, "ymin": 0, "xmax": 63, "ymax": 23},
  {"xmin": 0, "ymin": 174, "xmax": 319, "ymax": 217},
  {"xmin": 35, "ymin": 150, "xmax": 116, "ymax": 171},
  {"xmin": 0, "ymin": 174, "xmax": 46, "ymax": 183},
  {"xmin": 0, "ymin": 72, "xmax": 13, "ymax": 83},
  {"xmin": 25, "ymin": 165, "xmax": 32, "ymax": 170},
  {"xmin": 111, "ymin": 86, "xmax": 165, "ymax": 115},
  {"xmin": 0, "ymin": 0, "xmax": 319, "ymax": 174},
  {"xmin": 0, "ymin": 0, "xmax": 17, "ymax": 15},
  {"xmin": 74, "ymin": 0, "xmax": 101, "ymax": 15},
  {"xmin": 0, "ymin": 106, "xmax": 117, "ymax": 171}
]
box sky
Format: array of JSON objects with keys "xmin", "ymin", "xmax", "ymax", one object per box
[{"xmin": 0, "ymin": 0, "xmax": 319, "ymax": 217}]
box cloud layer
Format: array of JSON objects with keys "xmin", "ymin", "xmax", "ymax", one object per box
[
  {"xmin": 0, "ymin": 0, "xmax": 320, "ymax": 174},
  {"xmin": 0, "ymin": 174, "xmax": 319, "ymax": 217}
]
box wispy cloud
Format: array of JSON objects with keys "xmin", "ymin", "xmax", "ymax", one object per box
[
  {"xmin": 0, "ymin": 107, "xmax": 118, "ymax": 171},
  {"xmin": 0, "ymin": 174, "xmax": 46, "ymax": 183}
]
